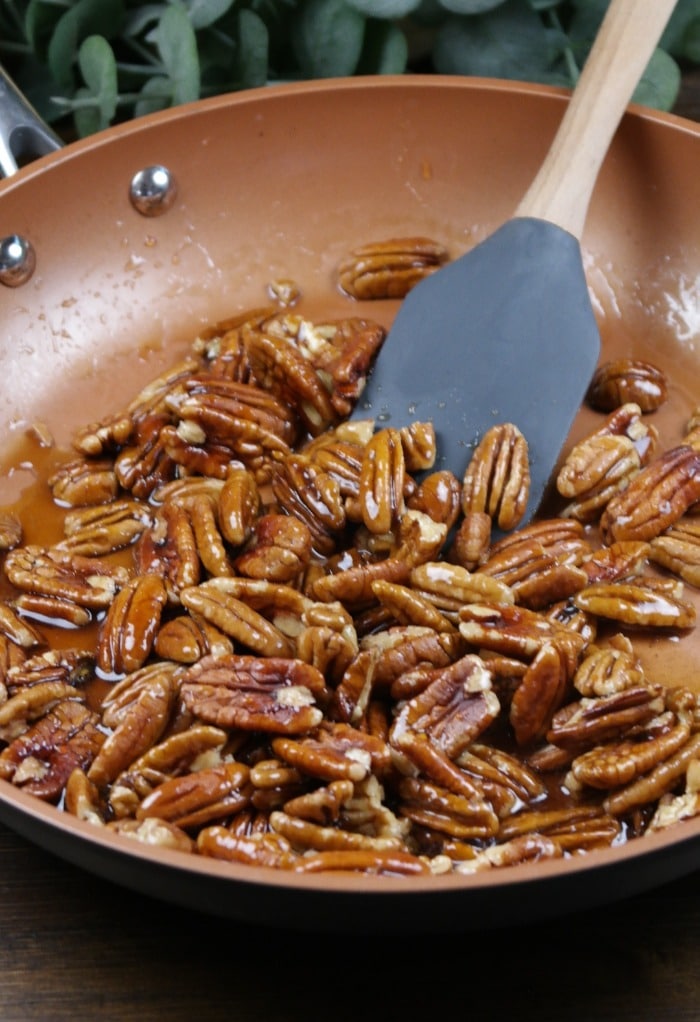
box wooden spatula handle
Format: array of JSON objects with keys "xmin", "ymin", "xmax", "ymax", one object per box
[{"xmin": 515, "ymin": 0, "xmax": 677, "ymax": 239}]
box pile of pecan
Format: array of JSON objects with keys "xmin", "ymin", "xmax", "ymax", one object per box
[{"xmin": 0, "ymin": 237, "xmax": 699, "ymax": 879}]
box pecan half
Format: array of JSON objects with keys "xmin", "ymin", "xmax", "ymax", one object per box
[{"xmin": 461, "ymin": 423, "xmax": 530, "ymax": 531}]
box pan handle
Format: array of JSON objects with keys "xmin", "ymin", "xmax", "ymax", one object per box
[{"xmin": 0, "ymin": 66, "xmax": 63, "ymax": 178}]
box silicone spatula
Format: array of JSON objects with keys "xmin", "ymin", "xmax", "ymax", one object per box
[{"xmin": 352, "ymin": 0, "xmax": 677, "ymax": 525}]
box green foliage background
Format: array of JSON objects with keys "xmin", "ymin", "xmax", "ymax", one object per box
[{"xmin": 2, "ymin": 0, "xmax": 700, "ymax": 138}]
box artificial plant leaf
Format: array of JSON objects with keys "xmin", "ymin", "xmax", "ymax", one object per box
[
  {"xmin": 236, "ymin": 8, "xmax": 269, "ymax": 88},
  {"xmin": 47, "ymin": 0, "xmax": 124, "ymax": 89},
  {"xmin": 433, "ymin": 0, "xmax": 555, "ymax": 80},
  {"xmin": 291, "ymin": 0, "xmax": 366, "ymax": 78},
  {"xmin": 344, "ymin": 0, "xmax": 422, "ymax": 16},
  {"xmin": 356, "ymin": 20, "xmax": 409, "ymax": 74},
  {"xmin": 73, "ymin": 34, "xmax": 119, "ymax": 136},
  {"xmin": 148, "ymin": 1, "xmax": 201, "ymax": 105},
  {"xmin": 632, "ymin": 47, "xmax": 681, "ymax": 111}
]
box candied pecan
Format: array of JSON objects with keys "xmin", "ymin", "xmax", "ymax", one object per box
[
  {"xmin": 0, "ymin": 601, "xmax": 45, "ymax": 649},
  {"xmin": 497, "ymin": 805, "xmax": 620, "ymax": 853},
  {"xmin": 509, "ymin": 642, "xmax": 570, "ymax": 746},
  {"xmin": 0, "ymin": 680, "xmax": 84, "ymax": 741},
  {"xmin": 370, "ymin": 579, "xmax": 454, "ymax": 633},
  {"xmin": 574, "ymin": 643, "xmax": 645, "ymax": 697},
  {"xmin": 88, "ymin": 670, "xmax": 177, "ymax": 787},
  {"xmin": 235, "ymin": 513, "xmax": 312, "ymax": 583},
  {"xmin": 270, "ymin": 808, "xmax": 405, "ymax": 854},
  {"xmin": 272, "ymin": 454, "xmax": 345, "ymax": 556},
  {"xmin": 593, "ymin": 402, "xmax": 658, "ymax": 465},
  {"xmin": 547, "ymin": 685, "xmax": 665, "ymax": 751},
  {"xmin": 586, "ymin": 358, "xmax": 667, "ymax": 413},
  {"xmin": 580, "ymin": 541, "xmax": 650, "ymax": 584},
  {"xmin": 96, "ymin": 574, "xmax": 168, "ymax": 676},
  {"xmin": 570, "ymin": 721, "xmax": 692, "ymax": 790},
  {"xmin": 217, "ymin": 467, "xmax": 260, "ymax": 547},
  {"xmin": 407, "ymin": 469, "xmax": 462, "ymax": 531},
  {"xmin": 111, "ymin": 723, "xmax": 228, "ymax": 807},
  {"xmin": 295, "ymin": 848, "xmax": 432, "ymax": 875},
  {"xmin": 107, "ymin": 817, "xmax": 195, "ymax": 853},
  {"xmin": 197, "ymin": 825, "xmax": 297, "ymax": 869},
  {"xmin": 308, "ymin": 318, "xmax": 386, "ymax": 418},
  {"xmin": 4, "ymin": 546, "xmax": 130, "ymax": 609},
  {"xmin": 244, "ymin": 326, "xmax": 337, "ymax": 436},
  {"xmin": 390, "ymin": 655, "xmax": 498, "ymax": 759},
  {"xmin": 311, "ymin": 556, "xmax": 411, "ymax": 608},
  {"xmin": 272, "ymin": 723, "xmax": 391, "ymax": 783},
  {"xmin": 114, "ymin": 412, "xmax": 177, "ymax": 499},
  {"xmin": 64, "ymin": 768, "xmax": 104, "ymax": 824},
  {"xmin": 600, "ymin": 445, "xmax": 700, "ymax": 543},
  {"xmin": 5, "ymin": 648, "xmax": 94, "ymax": 696},
  {"xmin": 180, "ymin": 581, "xmax": 294, "ymax": 657},
  {"xmin": 459, "ymin": 743, "xmax": 546, "ymax": 804},
  {"xmin": 101, "ymin": 661, "xmax": 182, "ymax": 730},
  {"xmin": 154, "ymin": 613, "xmax": 233, "ymax": 664},
  {"xmin": 358, "ymin": 428, "xmax": 406, "ymax": 535},
  {"xmin": 337, "ymin": 236, "xmax": 448, "ymax": 300},
  {"xmin": 458, "ymin": 603, "xmax": 585, "ymax": 676},
  {"xmin": 480, "ymin": 535, "xmax": 588, "ymax": 611},
  {"xmin": 180, "ymin": 654, "xmax": 327, "ymax": 735},
  {"xmin": 49, "ymin": 457, "xmax": 119, "ymax": 507},
  {"xmin": 57, "ymin": 499, "xmax": 153, "ymax": 556},
  {"xmin": 399, "ymin": 422, "xmax": 437, "ymax": 473},
  {"xmin": 137, "ymin": 761, "xmax": 252, "ymax": 830},
  {"xmin": 281, "ymin": 779, "xmax": 354, "ymax": 824},
  {"xmin": 0, "ymin": 700, "xmax": 105, "ymax": 802},
  {"xmin": 182, "ymin": 493, "xmax": 232, "ymax": 577},
  {"xmin": 573, "ymin": 579, "xmax": 696, "ymax": 630},
  {"xmin": 397, "ymin": 776, "xmax": 499, "ymax": 840},
  {"xmin": 557, "ymin": 434, "xmax": 640, "ymax": 521},
  {"xmin": 367, "ymin": 626, "xmax": 466, "ymax": 690},
  {"xmin": 450, "ymin": 511, "xmax": 492, "ymax": 570},
  {"xmin": 71, "ymin": 411, "xmax": 135, "ymax": 458},
  {"xmin": 410, "ymin": 561, "xmax": 513, "ymax": 616},
  {"xmin": 649, "ymin": 517, "xmax": 700, "ymax": 587},
  {"xmin": 134, "ymin": 502, "xmax": 200, "ymax": 600},
  {"xmin": 304, "ymin": 437, "xmax": 363, "ymax": 507},
  {"xmin": 167, "ymin": 373, "xmax": 297, "ymax": 447},
  {"xmin": 0, "ymin": 511, "xmax": 22, "ymax": 551},
  {"xmin": 604, "ymin": 731, "xmax": 700, "ymax": 817},
  {"xmin": 461, "ymin": 423, "xmax": 530, "ymax": 531},
  {"xmin": 457, "ymin": 834, "xmax": 563, "ymax": 871}
]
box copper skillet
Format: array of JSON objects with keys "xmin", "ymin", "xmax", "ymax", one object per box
[{"xmin": 0, "ymin": 73, "xmax": 699, "ymax": 933}]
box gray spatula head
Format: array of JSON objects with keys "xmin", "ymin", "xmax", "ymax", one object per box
[{"xmin": 351, "ymin": 217, "xmax": 601, "ymax": 525}]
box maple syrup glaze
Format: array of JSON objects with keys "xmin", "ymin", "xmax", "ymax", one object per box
[{"xmin": 0, "ymin": 265, "xmax": 699, "ymax": 704}]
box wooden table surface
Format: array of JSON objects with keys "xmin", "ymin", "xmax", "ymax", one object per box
[{"xmin": 2, "ymin": 78, "xmax": 700, "ymax": 1022}]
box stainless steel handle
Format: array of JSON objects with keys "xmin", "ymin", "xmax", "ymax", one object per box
[{"xmin": 0, "ymin": 66, "xmax": 63, "ymax": 177}]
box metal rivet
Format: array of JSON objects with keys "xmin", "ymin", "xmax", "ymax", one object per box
[
  {"xmin": 0, "ymin": 234, "xmax": 36, "ymax": 287},
  {"xmin": 129, "ymin": 164, "xmax": 177, "ymax": 217}
]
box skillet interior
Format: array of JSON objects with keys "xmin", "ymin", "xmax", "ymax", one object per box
[{"xmin": 0, "ymin": 76, "xmax": 699, "ymax": 931}]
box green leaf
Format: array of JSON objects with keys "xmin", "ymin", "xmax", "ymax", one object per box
[
  {"xmin": 185, "ymin": 0, "xmax": 237, "ymax": 31},
  {"xmin": 134, "ymin": 74, "xmax": 174, "ymax": 117},
  {"xmin": 433, "ymin": 0, "xmax": 554, "ymax": 80},
  {"xmin": 291, "ymin": 0, "xmax": 366, "ymax": 78},
  {"xmin": 236, "ymin": 8, "xmax": 269, "ymax": 88},
  {"xmin": 25, "ymin": 0, "xmax": 63, "ymax": 60},
  {"xmin": 357, "ymin": 20, "xmax": 409, "ymax": 73},
  {"xmin": 73, "ymin": 34, "xmax": 119, "ymax": 135},
  {"xmin": 438, "ymin": 0, "xmax": 507, "ymax": 14},
  {"xmin": 47, "ymin": 0, "xmax": 125, "ymax": 89},
  {"xmin": 681, "ymin": 18, "xmax": 700, "ymax": 63},
  {"xmin": 148, "ymin": 2, "xmax": 200, "ymax": 104},
  {"xmin": 632, "ymin": 47, "xmax": 681, "ymax": 112},
  {"xmin": 661, "ymin": 0, "xmax": 700, "ymax": 55},
  {"xmin": 344, "ymin": 0, "xmax": 422, "ymax": 16}
]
